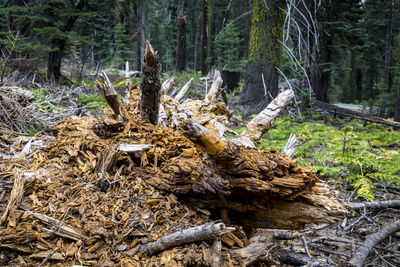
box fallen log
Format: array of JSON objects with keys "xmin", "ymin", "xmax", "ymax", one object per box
[
  {"xmin": 349, "ymin": 220, "xmax": 400, "ymax": 267},
  {"xmin": 234, "ymin": 89, "xmax": 295, "ymax": 148},
  {"xmin": 348, "ymin": 200, "xmax": 400, "ymax": 210},
  {"xmin": 140, "ymin": 41, "xmax": 162, "ymax": 125},
  {"xmin": 140, "ymin": 221, "xmax": 234, "ymax": 255},
  {"xmin": 315, "ymin": 100, "xmax": 400, "ymax": 128}
]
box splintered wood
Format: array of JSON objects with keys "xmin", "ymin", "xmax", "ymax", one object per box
[{"xmin": 0, "ymin": 63, "xmax": 347, "ymax": 265}]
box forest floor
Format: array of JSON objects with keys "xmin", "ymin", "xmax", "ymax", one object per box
[{"xmin": 0, "ymin": 73, "xmax": 399, "ymax": 266}]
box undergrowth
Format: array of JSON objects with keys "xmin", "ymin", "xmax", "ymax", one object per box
[{"xmin": 247, "ymin": 116, "xmax": 400, "ymax": 201}]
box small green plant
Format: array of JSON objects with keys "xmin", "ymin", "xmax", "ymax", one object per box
[
  {"xmin": 29, "ymin": 122, "xmax": 43, "ymax": 136},
  {"xmin": 32, "ymin": 88, "xmax": 52, "ymax": 103}
]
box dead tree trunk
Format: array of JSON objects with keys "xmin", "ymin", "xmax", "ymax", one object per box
[
  {"xmin": 175, "ymin": 13, "xmax": 186, "ymax": 72},
  {"xmin": 140, "ymin": 41, "xmax": 162, "ymax": 125}
]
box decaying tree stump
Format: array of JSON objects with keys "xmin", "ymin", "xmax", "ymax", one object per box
[
  {"xmin": 140, "ymin": 41, "xmax": 162, "ymax": 124},
  {"xmin": 96, "ymin": 71, "xmax": 131, "ymax": 121},
  {"xmin": 96, "ymin": 70, "xmax": 347, "ymax": 230}
]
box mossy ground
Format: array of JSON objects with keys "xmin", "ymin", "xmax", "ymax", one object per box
[{"xmin": 249, "ymin": 114, "xmax": 400, "ymax": 201}]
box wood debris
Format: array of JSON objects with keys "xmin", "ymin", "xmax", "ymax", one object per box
[{"xmin": 0, "ymin": 46, "xmax": 348, "ymax": 266}]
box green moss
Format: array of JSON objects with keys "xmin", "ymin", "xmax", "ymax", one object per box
[{"xmin": 260, "ymin": 116, "xmax": 400, "ymax": 201}]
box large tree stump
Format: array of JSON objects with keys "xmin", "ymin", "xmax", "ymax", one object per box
[{"xmin": 141, "ymin": 41, "xmax": 162, "ymax": 125}]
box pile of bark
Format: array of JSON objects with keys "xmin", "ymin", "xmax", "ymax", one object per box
[{"xmin": 0, "ymin": 43, "xmax": 348, "ymax": 266}]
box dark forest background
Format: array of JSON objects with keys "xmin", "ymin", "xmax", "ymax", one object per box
[{"xmin": 1, "ymin": 0, "xmax": 400, "ymax": 120}]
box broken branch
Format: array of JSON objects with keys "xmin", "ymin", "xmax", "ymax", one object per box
[
  {"xmin": 141, "ymin": 221, "xmax": 235, "ymax": 255},
  {"xmin": 349, "ymin": 220, "xmax": 400, "ymax": 267}
]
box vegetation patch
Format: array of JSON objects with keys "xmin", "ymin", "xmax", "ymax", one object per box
[{"xmin": 249, "ymin": 116, "xmax": 400, "ymax": 201}]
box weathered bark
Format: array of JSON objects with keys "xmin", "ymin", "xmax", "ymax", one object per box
[
  {"xmin": 140, "ymin": 221, "xmax": 234, "ymax": 255},
  {"xmin": 282, "ymin": 134, "xmax": 297, "ymax": 157},
  {"xmin": 201, "ymin": 0, "xmax": 208, "ymax": 75},
  {"xmin": 205, "ymin": 70, "xmax": 223, "ymax": 104},
  {"xmin": 349, "ymin": 220, "xmax": 400, "ymax": 267},
  {"xmin": 167, "ymin": 119, "xmax": 348, "ymax": 229},
  {"xmin": 140, "ymin": 41, "xmax": 162, "ymax": 125},
  {"xmin": 96, "ymin": 71, "xmax": 131, "ymax": 121},
  {"xmin": 234, "ymin": 89, "xmax": 294, "ymax": 148},
  {"xmin": 161, "ymin": 77, "xmax": 176, "ymax": 95},
  {"xmin": 240, "ymin": 0, "xmax": 285, "ymax": 115},
  {"xmin": 175, "ymin": 13, "xmax": 186, "ymax": 72},
  {"xmin": 315, "ymin": 100, "xmax": 400, "ymax": 128}
]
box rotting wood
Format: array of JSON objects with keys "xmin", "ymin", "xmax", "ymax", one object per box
[
  {"xmin": 140, "ymin": 221, "xmax": 235, "ymax": 255},
  {"xmin": 175, "ymin": 78, "xmax": 194, "ymax": 101},
  {"xmin": 315, "ymin": 100, "xmax": 400, "ymax": 128},
  {"xmin": 96, "ymin": 71, "xmax": 131, "ymax": 121},
  {"xmin": 171, "ymin": 119, "xmax": 348, "ymax": 229},
  {"xmin": 0, "ymin": 170, "xmax": 24, "ymax": 225},
  {"xmin": 348, "ymin": 200, "xmax": 400, "ymax": 210},
  {"xmin": 234, "ymin": 89, "xmax": 295, "ymax": 148},
  {"xmin": 161, "ymin": 77, "xmax": 176, "ymax": 95},
  {"xmin": 349, "ymin": 220, "xmax": 400, "ymax": 267},
  {"xmin": 205, "ymin": 70, "xmax": 223, "ymax": 103},
  {"xmin": 234, "ymin": 232, "xmax": 274, "ymax": 265},
  {"xmin": 26, "ymin": 211, "xmax": 86, "ymax": 241},
  {"xmin": 140, "ymin": 41, "xmax": 162, "ymax": 125}
]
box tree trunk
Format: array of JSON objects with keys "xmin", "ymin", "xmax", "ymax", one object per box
[
  {"xmin": 47, "ymin": 39, "xmax": 65, "ymax": 82},
  {"xmin": 46, "ymin": 0, "xmax": 86, "ymax": 82},
  {"xmin": 140, "ymin": 42, "xmax": 161, "ymax": 125},
  {"xmin": 384, "ymin": 0, "xmax": 395, "ymax": 93},
  {"xmin": 240, "ymin": 0, "xmax": 285, "ymax": 115},
  {"xmin": 136, "ymin": 0, "xmax": 146, "ymax": 71},
  {"xmin": 175, "ymin": 13, "xmax": 187, "ymax": 72},
  {"xmin": 201, "ymin": 0, "xmax": 208, "ymax": 75}
]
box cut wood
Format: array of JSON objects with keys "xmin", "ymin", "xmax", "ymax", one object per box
[
  {"xmin": 349, "ymin": 220, "xmax": 400, "ymax": 267},
  {"xmin": 0, "ymin": 170, "xmax": 24, "ymax": 225},
  {"xmin": 96, "ymin": 71, "xmax": 131, "ymax": 121},
  {"xmin": 140, "ymin": 41, "xmax": 162, "ymax": 125},
  {"xmin": 205, "ymin": 70, "xmax": 223, "ymax": 103},
  {"xmin": 315, "ymin": 100, "xmax": 400, "ymax": 128},
  {"xmin": 175, "ymin": 78, "xmax": 194, "ymax": 101},
  {"xmin": 140, "ymin": 221, "xmax": 235, "ymax": 255},
  {"xmin": 348, "ymin": 200, "xmax": 400, "ymax": 210},
  {"xmin": 161, "ymin": 77, "xmax": 176, "ymax": 95},
  {"xmin": 234, "ymin": 89, "xmax": 295, "ymax": 148}
]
